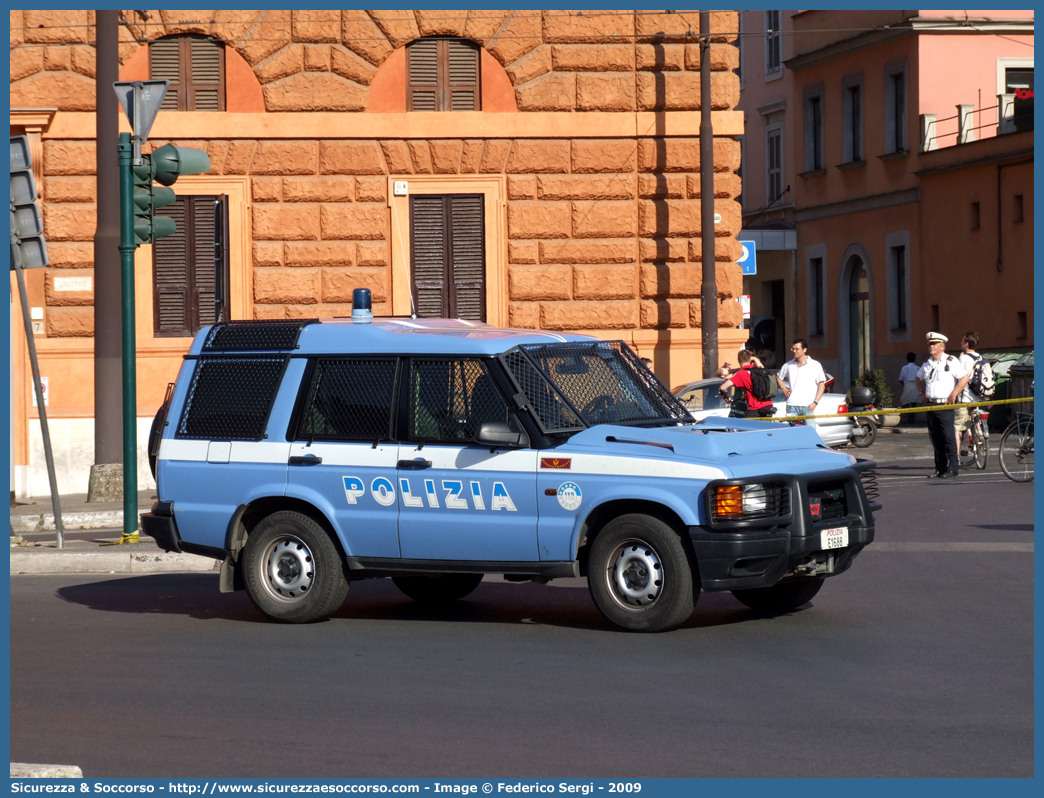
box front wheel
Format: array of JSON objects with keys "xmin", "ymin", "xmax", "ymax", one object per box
[
  {"xmin": 242, "ymin": 511, "xmax": 348, "ymax": 623},
  {"xmin": 732, "ymin": 577, "xmax": 824, "ymax": 614},
  {"xmin": 851, "ymin": 417, "xmax": 876, "ymax": 448},
  {"xmin": 392, "ymin": 573, "xmax": 484, "ymax": 604},
  {"xmin": 999, "ymin": 420, "xmax": 1034, "ymax": 482},
  {"xmin": 587, "ymin": 514, "xmax": 696, "ymax": 632}
]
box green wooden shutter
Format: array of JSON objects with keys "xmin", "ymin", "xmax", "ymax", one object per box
[
  {"xmin": 448, "ymin": 195, "xmax": 485, "ymax": 321},
  {"xmin": 408, "ymin": 38, "xmax": 438, "ymax": 111},
  {"xmin": 409, "ymin": 194, "xmax": 485, "ymax": 321}
]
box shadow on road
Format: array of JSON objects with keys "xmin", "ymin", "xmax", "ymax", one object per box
[{"xmin": 54, "ymin": 572, "xmax": 804, "ymax": 632}]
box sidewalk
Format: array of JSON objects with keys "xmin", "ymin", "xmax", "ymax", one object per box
[
  {"xmin": 10, "ymin": 489, "xmax": 220, "ymax": 575},
  {"xmin": 9, "ymin": 489, "xmax": 155, "ymax": 534}
]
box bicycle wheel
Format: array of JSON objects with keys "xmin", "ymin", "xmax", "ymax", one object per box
[
  {"xmin": 974, "ymin": 419, "xmax": 988, "ymax": 470},
  {"xmin": 999, "ymin": 419, "xmax": 1034, "ymax": 482}
]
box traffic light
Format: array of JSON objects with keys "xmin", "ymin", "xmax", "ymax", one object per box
[
  {"xmin": 10, "ymin": 135, "xmax": 49, "ymax": 270},
  {"xmin": 130, "ymin": 143, "xmax": 210, "ymax": 245}
]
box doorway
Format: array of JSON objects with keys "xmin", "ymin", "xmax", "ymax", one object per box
[{"xmin": 847, "ymin": 255, "xmax": 871, "ymax": 388}]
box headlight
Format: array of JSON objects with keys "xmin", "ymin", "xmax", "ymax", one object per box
[{"xmin": 709, "ymin": 482, "xmax": 787, "ymax": 522}]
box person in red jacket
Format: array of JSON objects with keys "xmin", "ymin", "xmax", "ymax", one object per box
[{"xmin": 719, "ymin": 350, "xmax": 775, "ymax": 418}]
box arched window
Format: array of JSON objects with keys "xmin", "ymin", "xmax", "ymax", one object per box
[
  {"xmin": 150, "ymin": 35, "xmax": 225, "ymax": 111},
  {"xmin": 407, "ymin": 38, "xmax": 480, "ymax": 111}
]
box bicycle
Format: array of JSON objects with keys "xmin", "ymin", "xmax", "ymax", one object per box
[
  {"xmin": 958, "ymin": 407, "xmax": 990, "ymax": 470},
  {"xmin": 998, "ymin": 411, "xmax": 1034, "ymax": 482}
]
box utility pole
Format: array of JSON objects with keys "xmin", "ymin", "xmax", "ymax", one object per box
[
  {"xmin": 699, "ymin": 11, "xmax": 719, "ymax": 378},
  {"xmin": 90, "ymin": 9, "xmax": 122, "ymax": 501}
]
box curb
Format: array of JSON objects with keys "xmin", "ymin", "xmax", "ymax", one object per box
[
  {"xmin": 10, "ymin": 509, "xmax": 135, "ymax": 534},
  {"xmin": 10, "ymin": 764, "xmax": 83, "ymax": 778},
  {"xmin": 10, "ymin": 544, "xmax": 221, "ymax": 575}
]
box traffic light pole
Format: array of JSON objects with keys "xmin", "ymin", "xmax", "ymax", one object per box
[{"xmin": 117, "ymin": 132, "xmax": 138, "ymax": 540}]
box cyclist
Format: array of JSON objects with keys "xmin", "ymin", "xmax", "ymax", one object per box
[{"xmin": 956, "ymin": 332, "xmax": 982, "ymax": 461}]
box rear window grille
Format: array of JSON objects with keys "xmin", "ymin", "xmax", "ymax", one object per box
[
  {"xmin": 502, "ymin": 350, "xmax": 582, "ymax": 432},
  {"xmin": 808, "ymin": 481, "xmax": 849, "ymax": 520},
  {"xmin": 859, "ymin": 468, "xmax": 880, "ymax": 503},
  {"xmin": 202, "ymin": 320, "xmax": 317, "ymax": 352},
  {"xmin": 297, "ymin": 359, "xmax": 397, "ymax": 442},
  {"xmin": 177, "ymin": 356, "xmax": 286, "ymax": 440}
]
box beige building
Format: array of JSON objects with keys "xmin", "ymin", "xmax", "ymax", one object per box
[{"xmin": 10, "ymin": 10, "xmax": 746, "ymax": 496}]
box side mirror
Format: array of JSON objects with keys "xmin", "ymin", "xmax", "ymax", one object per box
[{"xmin": 476, "ymin": 421, "xmax": 529, "ymax": 449}]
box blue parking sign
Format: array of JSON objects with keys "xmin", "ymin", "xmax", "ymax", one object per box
[{"xmin": 738, "ymin": 240, "xmax": 756, "ymax": 275}]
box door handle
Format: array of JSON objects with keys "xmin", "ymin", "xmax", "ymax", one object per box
[
  {"xmin": 289, "ymin": 455, "xmax": 323, "ymax": 465},
  {"xmin": 397, "ymin": 459, "xmax": 432, "ymax": 469}
]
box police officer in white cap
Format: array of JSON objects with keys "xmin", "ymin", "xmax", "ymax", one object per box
[{"xmin": 915, "ymin": 332, "xmax": 970, "ymax": 478}]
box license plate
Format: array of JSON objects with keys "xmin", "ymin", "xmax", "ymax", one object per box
[{"xmin": 820, "ymin": 526, "xmax": 849, "ymax": 550}]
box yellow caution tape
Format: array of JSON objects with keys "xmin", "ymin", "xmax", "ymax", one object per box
[
  {"xmin": 99, "ymin": 531, "xmax": 140, "ymax": 546},
  {"xmin": 764, "ymin": 395, "xmax": 1034, "ymax": 422}
]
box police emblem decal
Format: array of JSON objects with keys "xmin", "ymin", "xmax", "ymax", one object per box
[{"xmin": 557, "ymin": 481, "xmax": 582, "ymax": 511}]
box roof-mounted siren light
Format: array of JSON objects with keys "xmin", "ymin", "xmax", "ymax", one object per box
[{"xmin": 351, "ymin": 288, "xmax": 373, "ymax": 324}]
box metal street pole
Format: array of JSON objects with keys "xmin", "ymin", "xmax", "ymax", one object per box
[
  {"xmin": 117, "ymin": 132, "xmax": 138, "ymax": 541},
  {"xmin": 11, "ymin": 262, "xmax": 65, "ymax": 547},
  {"xmin": 700, "ymin": 11, "xmax": 719, "ymax": 378}
]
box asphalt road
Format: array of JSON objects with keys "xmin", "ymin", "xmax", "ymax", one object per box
[{"xmin": 10, "ymin": 433, "xmax": 1033, "ymax": 778}]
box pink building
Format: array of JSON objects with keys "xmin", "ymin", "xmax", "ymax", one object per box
[{"xmin": 738, "ymin": 10, "xmax": 1033, "ymax": 387}]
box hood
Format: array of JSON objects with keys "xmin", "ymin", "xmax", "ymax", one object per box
[{"xmin": 561, "ymin": 419, "xmax": 858, "ymax": 479}]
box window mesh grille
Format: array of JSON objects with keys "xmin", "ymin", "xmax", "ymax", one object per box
[
  {"xmin": 502, "ymin": 350, "xmax": 582, "ymax": 432},
  {"xmin": 409, "ymin": 359, "xmax": 510, "ymax": 443},
  {"xmin": 297, "ymin": 359, "xmax": 397, "ymax": 442},
  {"xmin": 177, "ymin": 356, "xmax": 286, "ymax": 440},
  {"xmin": 202, "ymin": 319, "xmax": 316, "ymax": 352}
]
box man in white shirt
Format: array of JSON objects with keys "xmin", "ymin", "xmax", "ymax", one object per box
[
  {"xmin": 915, "ymin": 331, "xmax": 970, "ymax": 479},
  {"xmin": 776, "ymin": 339, "xmax": 826, "ymax": 424},
  {"xmin": 955, "ymin": 331, "xmax": 981, "ymax": 457}
]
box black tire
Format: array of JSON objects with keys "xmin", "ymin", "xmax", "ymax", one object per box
[
  {"xmin": 587, "ymin": 514, "xmax": 696, "ymax": 632},
  {"xmin": 732, "ymin": 577, "xmax": 824, "ymax": 614},
  {"xmin": 147, "ymin": 404, "xmax": 168, "ymax": 480},
  {"xmin": 392, "ymin": 573, "xmax": 484, "ymax": 604},
  {"xmin": 999, "ymin": 420, "xmax": 1034, "ymax": 482},
  {"xmin": 242, "ymin": 511, "xmax": 348, "ymax": 623},
  {"xmin": 851, "ymin": 417, "xmax": 876, "ymax": 448},
  {"xmin": 974, "ymin": 419, "xmax": 989, "ymax": 470}
]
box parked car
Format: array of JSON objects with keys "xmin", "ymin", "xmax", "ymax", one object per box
[
  {"xmin": 672, "ymin": 375, "xmax": 856, "ymax": 448},
  {"xmin": 142, "ymin": 290, "xmax": 878, "ymax": 633}
]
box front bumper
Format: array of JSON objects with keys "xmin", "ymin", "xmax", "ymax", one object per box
[{"xmin": 690, "ymin": 464, "xmax": 877, "ymax": 592}]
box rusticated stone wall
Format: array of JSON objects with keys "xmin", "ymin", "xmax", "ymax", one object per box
[
  {"xmin": 11, "ymin": 10, "xmax": 739, "ymax": 113},
  {"xmin": 12, "ymin": 9, "xmax": 744, "ymax": 338}
]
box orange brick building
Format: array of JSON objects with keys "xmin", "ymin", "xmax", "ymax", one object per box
[{"xmin": 10, "ymin": 9, "xmax": 746, "ymax": 496}]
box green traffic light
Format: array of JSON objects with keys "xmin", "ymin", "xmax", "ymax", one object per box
[{"xmin": 150, "ymin": 143, "xmax": 210, "ymax": 186}]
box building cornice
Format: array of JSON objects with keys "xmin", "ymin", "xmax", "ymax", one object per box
[
  {"xmin": 10, "ymin": 108, "xmax": 58, "ymax": 132},
  {"xmin": 794, "ymin": 187, "xmax": 920, "ymax": 223},
  {"xmin": 915, "ymin": 147, "xmax": 1033, "ymax": 177},
  {"xmin": 784, "ymin": 18, "xmax": 1033, "ymax": 72}
]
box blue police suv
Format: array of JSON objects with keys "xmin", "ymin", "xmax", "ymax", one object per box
[{"xmin": 142, "ymin": 295, "xmax": 878, "ymax": 632}]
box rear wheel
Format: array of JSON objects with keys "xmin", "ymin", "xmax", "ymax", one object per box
[
  {"xmin": 392, "ymin": 573, "xmax": 484, "ymax": 604},
  {"xmin": 732, "ymin": 577, "xmax": 824, "ymax": 614},
  {"xmin": 587, "ymin": 514, "xmax": 696, "ymax": 632},
  {"xmin": 851, "ymin": 417, "xmax": 876, "ymax": 448},
  {"xmin": 242, "ymin": 511, "xmax": 348, "ymax": 623},
  {"xmin": 974, "ymin": 419, "xmax": 989, "ymax": 470}
]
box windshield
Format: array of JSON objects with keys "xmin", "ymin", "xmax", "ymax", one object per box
[{"xmin": 501, "ymin": 341, "xmax": 693, "ymax": 431}]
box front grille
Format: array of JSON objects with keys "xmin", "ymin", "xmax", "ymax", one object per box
[
  {"xmin": 807, "ymin": 481, "xmax": 848, "ymax": 521},
  {"xmin": 710, "ymin": 482, "xmax": 790, "ymax": 523},
  {"xmin": 858, "ymin": 468, "xmax": 880, "ymax": 504}
]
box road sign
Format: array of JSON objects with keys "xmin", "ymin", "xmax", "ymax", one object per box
[
  {"xmin": 738, "ymin": 239, "xmax": 757, "ymax": 275},
  {"xmin": 113, "ymin": 80, "xmax": 168, "ymax": 141}
]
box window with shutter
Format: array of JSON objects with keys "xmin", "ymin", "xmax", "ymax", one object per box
[
  {"xmin": 153, "ymin": 195, "xmax": 230, "ymax": 337},
  {"xmin": 149, "ymin": 35, "xmax": 225, "ymax": 112},
  {"xmin": 409, "ymin": 194, "xmax": 486, "ymax": 321},
  {"xmin": 407, "ymin": 38, "xmax": 480, "ymax": 112}
]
